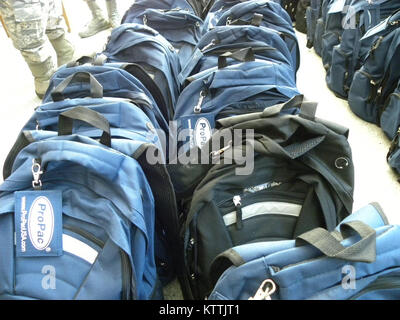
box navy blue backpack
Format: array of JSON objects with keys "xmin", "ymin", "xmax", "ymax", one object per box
[
  {"xmin": 326, "ymin": 1, "xmax": 400, "ymax": 99},
  {"xmin": 122, "ymin": 8, "xmax": 204, "ymax": 70},
  {"xmin": 173, "ymin": 57, "xmax": 300, "ymax": 155},
  {"xmin": 208, "ymin": 203, "xmax": 400, "ymax": 300},
  {"xmin": 202, "ymin": 0, "xmax": 253, "ymax": 33},
  {"xmin": 387, "ymin": 122, "xmax": 400, "ymax": 176},
  {"xmin": 381, "ymin": 78, "xmax": 400, "ymax": 140},
  {"xmin": 2, "ymin": 97, "xmax": 181, "ymax": 286},
  {"xmin": 178, "ymin": 24, "xmax": 295, "ymax": 84},
  {"xmin": 101, "ymin": 23, "xmax": 182, "ymax": 121},
  {"xmin": 0, "ymin": 134, "xmax": 159, "ymax": 299},
  {"xmin": 41, "ymin": 61, "xmax": 170, "ymax": 139},
  {"xmin": 306, "ymin": 0, "xmax": 322, "ymax": 48},
  {"xmin": 215, "ymin": 0, "xmax": 300, "ymax": 72},
  {"xmin": 348, "ymin": 27, "xmax": 400, "ymax": 124},
  {"xmin": 122, "ymin": 0, "xmax": 197, "ymax": 17},
  {"xmin": 320, "ymin": 0, "xmax": 350, "ymax": 70},
  {"xmin": 313, "ymin": 0, "xmax": 332, "ymax": 56}
]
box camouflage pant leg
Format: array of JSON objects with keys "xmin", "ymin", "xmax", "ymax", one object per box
[
  {"xmin": 0, "ymin": 0, "xmax": 65, "ymax": 63},
  {"xmin": 45, "ymin": 0, "xmax": 66, "ymax": 41}
]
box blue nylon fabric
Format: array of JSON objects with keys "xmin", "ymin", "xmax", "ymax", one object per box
[
  {"xmin": 122, "ymin": 8, "xmax": 203, "ymax": 70},
  {"xmin": 175, "ymin": 60, "xmax": 299, "ymax": 121},
  {"xmin": 173, "ymin": 60, "xmax": 299, "ymax": 155},
  {"xmin": 21, "ymin": 98, "xmax": 165, "ymax": 159},
  {"xmin": 41, "ymin": 64, "xmax": 169, "ymax": 138},
  {"xmin": 348, "ymin": 28, "xmax": 400, "ymax": 123},
  {"xmin": 122, "ymin": 0, "xmax": 196, "ymax": 19},
  {"xmin": 101, "ymin": 23, "xmax": 182, "ymax": 120},
  {"xmin": 215, "ymin": 0, "xmax": 299, "ymax": 70},
  {"xmin": 208, "ymin": 204, "xmax": 400, "ymax": 300},
  {"xmin": 326, "ymin": 0, "xmax": 400, "ymax": 98},
  {"xmin": 306, "ymin": 0, "xmax": 322, "ymax": 48},
  {"xmin": 185, "ymin": 25, "xmax": 294, "ymax": 76},
  {"xmin": 0, "ymin": 136, "xmax": 157, "ymax": 300}
]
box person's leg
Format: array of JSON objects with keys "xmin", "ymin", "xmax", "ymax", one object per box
[
  {"xmin": 79, "ymin": 0, "xmax": 109, "ymax": 38},
  {"xmin": 105, "ymin": 0, "xmax": 120, "ymax": 29},
  {"xmin": 46, "ymin": 0, "xmax": 74, "ymax": 66},
  {"xmin": 0, "ymin": 0, "xmax": 56, "ymax": 98}
]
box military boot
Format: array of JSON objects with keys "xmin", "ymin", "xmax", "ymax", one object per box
[
  {"xmin": 24, "ymin": 56, "xmax": 56, "ymax": 99},
  {"xmin": 50, "ymin": 33, "xmax": 75, "ymax": 66},
  {"xmin": 79, "ymin": 0, "xmax": 110, "ymax": 38},
  {"xmin": 106, "ymin": 0, "xmax": 120, "ymax": 29}
]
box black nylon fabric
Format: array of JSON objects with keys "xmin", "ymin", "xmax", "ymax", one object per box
[{"xmin": 172, "ymin": 99, "xmax": 354, "ymax": 299}]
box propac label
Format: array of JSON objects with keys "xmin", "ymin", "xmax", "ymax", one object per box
[
  {"xmin": 14, "ymin": 191, "xmax": 63, "ymax": 257},
  {"xmin": 194, "ymin": 117, "xmax": 213, "ymax": 149}
]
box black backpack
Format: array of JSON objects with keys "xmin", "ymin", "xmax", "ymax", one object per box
[{"xmin": 171, "ymin": 96, "xmax": 355, "ymax": 299}]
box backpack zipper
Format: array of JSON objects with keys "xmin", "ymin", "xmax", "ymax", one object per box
[
  {"xmin": 120, "ymin": 250, "xmax": 132, "ymax": 300},
  {"xmin": 65, "ymin": 225, "xmax": 132, "ymax": 300},
  {"xmin": 63, "ymin": 225, "xmax": 105, "ymax": 249},
  {"xmin": 349, "ymin": 274, "xmax": 400, "ymax": 300},
  {"xmin": 232, "ymin": 195, "xmax": 243, "ymax": 230},
  {"xmin": 218, "ymin": 182, "xmax": 304, "ymax": 230},
  {"xmin": 193, "ymin": 89, "xmax": 208, "ymax": 113},
  {"xmin": 201, "ymin": 39, "xmax": 219, "ymax": 52}
]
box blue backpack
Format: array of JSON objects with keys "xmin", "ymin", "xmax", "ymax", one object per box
[
  {"xmin": 306, "ymin": 0, "xmax": 322, "ymax": 48},
  {"xmin": 381, "ymin": 78, "xmax": 400, "ymax": 140},
  {"xmin": 122, "ymin": 0, "xmax": 197, "ymax": 17},
  {"xmin": 202, "ymin": 0, "xmax": 251, "ymax": 33},
  {"xmin": 2, "ymin": 98, "xmax": 181, "ymax": 286},
  {"xmin": 313, "ymin": 0, "xmax": 332, "ymax": 56},
  {"xmin": 348, "ymin": 27, "xmax": 400, "ymax": 124},
  {"xmin": 41, "ymin": 62, "xmax": 170, "ymax": 139},
  {"xmin": 326, "ymin": 1, "xmax": 400, "ymax": 98},
  {"xmin": 0, "ymin": 135, "xmax": 159, "ymax": 300},
  {"xmin": 215, "ymin": 0, "xmax": 300, "ymax": 72},
  {"xmin": 101, "ymin": 23, "xmax": 182, "ymax": 121},
  {"xmin": 320, "ymin": 0, "xmax": 351, "ymax": 70},
  {"xmin": 173, "ymin": 57, "xmax": 300, "ymax": 155},
  {"xmin": 387, "ymin": 123, "xmax": 400, "ymax": 175},
  {"xmin": 121, "ymin": 8, "xmax": 204, "ymax": 70},
  {"xmin": 178, "ymin": 24, "xmax": 295, "ymax": 84},
  {"xmin": 208, "ymin": 203, "xmax": 400, "ymax": 300}
]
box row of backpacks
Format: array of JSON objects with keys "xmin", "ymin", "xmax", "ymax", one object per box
[
  {"xmin": 304, "ymin": 0, "xmax": 400, "ymax": 177},
  {"xmin": 1, "ymin": 0, "xmax": 400, "ymax": 300}
]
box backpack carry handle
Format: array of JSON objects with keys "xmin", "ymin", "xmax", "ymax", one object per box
[
  {"xmin": 227, "ymin": 13, "xmax": 264, "ymax": 27},
  {"xmin": 58, "ymin": 106, "xmax": 111, "ymax": 147},
  {"xmin": 218, "ymin": 47, "xmax": 255, "ymax": 69},
  {"xmin": 216, "ymin": 95, "xmax": 315, "ymax": 127},
  {"xmin": 295, "ymin": 220, "xmax": 377, "ymax": 263},
  {"xmin": 51, "ymin": 72, "xmax": 103, "ymax": 102}
]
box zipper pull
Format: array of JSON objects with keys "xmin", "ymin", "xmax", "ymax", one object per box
[
  {"xmin": 232, "ymin": 195, "xmax": 243, "ymax": 230},
  {"xmin": 249, "ymin": 279, "xmax": 277, "ymax": 300},
  {"xmin": 201, "ymin": 39, "xmax": 217, "ymax": 52},
  {"xmin": 210, "ymin": 140, "xmax": 232, "ymax": 159},
  {"xmin": 370, "ymin": 36, "xmax": 383, "ymax": 56},
  {"xmin": 31, "ymin": 158, "xmax": 43, "ymax": 190},
  {"xmin": 194, "ymin": 90, "xmax": 207, "ymax": 113}
]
